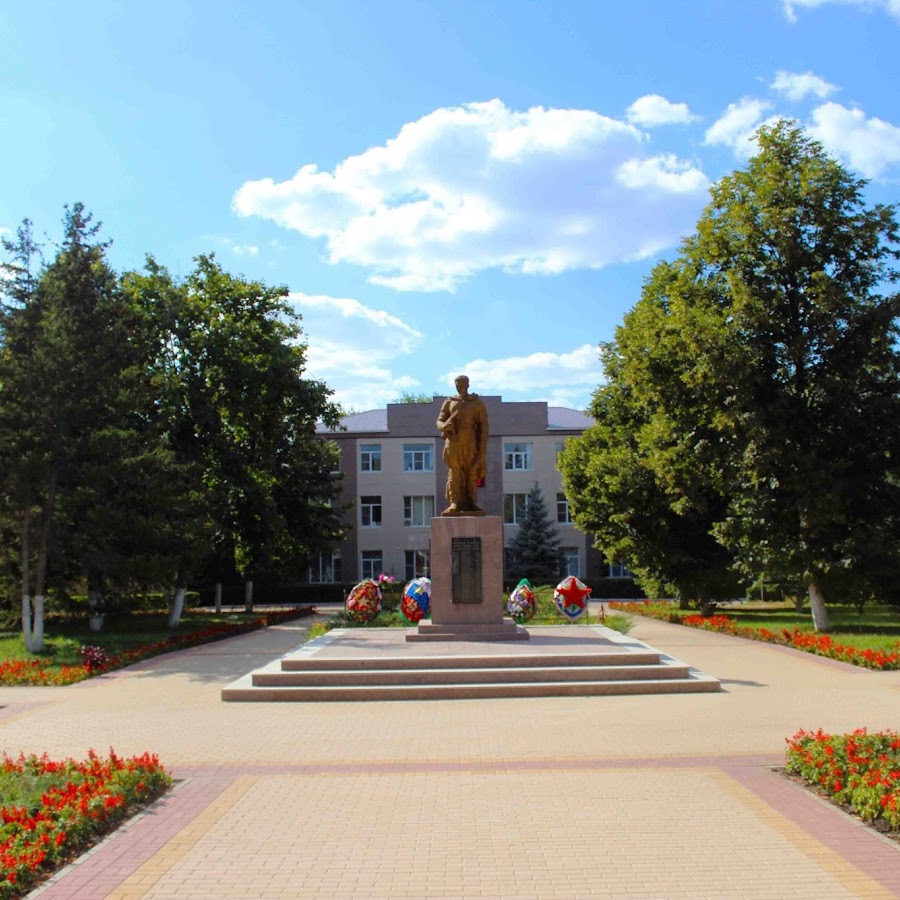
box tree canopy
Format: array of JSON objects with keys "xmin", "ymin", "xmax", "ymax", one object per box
[
  {"xmin": 561, "ymin": 121, "xmax": 900, "ymax": 629},
  {"xmin": 0, "ymin": 206, "xmax": 346, "ymax": 641}
]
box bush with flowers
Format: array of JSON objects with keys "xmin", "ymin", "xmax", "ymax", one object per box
[
  {"xmin": 0, "ymin": 607, "xmax": 315, "ymax": 687},
  {"xmin": 0, "ymin": 748, "xmax": 171, "ymax": 898},
  {"xmin": 609, "ymin": 601, "xmax": 900, "ymax": 671},
  {"xmin": 785, "ymin": 728, "xmax": 900, "ymax": 835}
]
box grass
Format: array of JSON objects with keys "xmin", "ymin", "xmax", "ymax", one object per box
[
  {"xmin": 0, "ymin": 607, "xmax": 313, "ymax": 676},
  {"xmin": 716, "ymin": 601, "xmax": 900, "ymax": 652}
]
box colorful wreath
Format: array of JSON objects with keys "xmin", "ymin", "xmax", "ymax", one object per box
[
  {"xmin": 345, "ymin": 578, "xmax": 382, "ymax": 623},
  {"xmin": 506, "ymin": 578, "xmax": 537, "ymax": 623},
  {"xmin": 553, "ymin": 575, "xmax": 591, "ymax": 621},
  {"xmin": 400, "ymin": 577, "xmax": 432, "ymax": 623}
]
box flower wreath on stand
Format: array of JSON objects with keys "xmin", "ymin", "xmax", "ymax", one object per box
[
  {"xmin": 506, "ymin": 578, "xmax": 537, "ymax": 623},
  {"xmin": 554, "ymin": 575, "xmax": 592, "ymax": 621},
  {"xmin": 400, "ymin": 577, "xmax": 432, "ymax": 623},
  {"xmin": 345, "ymin": 578, "xmax": 382, "ymax": 624}
]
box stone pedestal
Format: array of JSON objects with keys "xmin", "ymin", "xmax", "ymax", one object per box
[{"xmin": 407, "ymin": 516, "xmax": 528, "ymax": 642}]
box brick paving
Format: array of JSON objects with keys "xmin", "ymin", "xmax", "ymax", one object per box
[{"xmin": 6, "ymin": 612, "xmax": 898, "ymax": 899}]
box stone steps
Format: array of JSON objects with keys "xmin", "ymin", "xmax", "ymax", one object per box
[{"xmin": 221, "ymin": 627, "xmax": 720, "ymax": 702}]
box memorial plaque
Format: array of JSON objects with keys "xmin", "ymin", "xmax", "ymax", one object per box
[{"xmin": 451, "ymin": 536, "xmax": 482, "ymax": 604}]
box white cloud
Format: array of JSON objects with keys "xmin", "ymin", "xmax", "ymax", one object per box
[
  {"xmin": 705, "ymin": 98, "xmax": 775, "ymax": 156},
  {"xmin": 289, "ymin": 292, "xmax": 423, "ymax": 411},
  {"xmin": 231, "ymin": 244, "xmax": 259, "ymax": 256},
  {"xmin": 444, "ymin": 344, "xmax": 604, "ymax": 403},
  {"xmin": 808, "ymin": 102, "xmax": 900, "ymax": 177},
  {"xmin": 617, "ymin": 155, "xmax": 709, "ymax": 194},
  {"xmin": 234, "ymin": 99, "xmax": 710, "ymax": 293},
  {"xmin": 771, "ymin": 70, "xmax": 837, "ymax": 101},
  {"xmin": 784, "ymin": 0, "xmax": 900, "ymax": 23},
  {"xmin": 626, "ymin": 94, "xmax": 697, "ymax": 126}
]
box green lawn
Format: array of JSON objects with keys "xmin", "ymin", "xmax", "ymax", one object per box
[
  {"xmin": 0, "ymin": 609, "xmax": 293, "ymax": 670},
  {"xmin": 717, "ymin": 601, "xmax": 900, "ymax": 652}
]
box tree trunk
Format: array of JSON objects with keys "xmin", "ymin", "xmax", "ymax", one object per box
[
  {"xmin": 168, "ymin": 586, "xmax": 186, "ymax": 628},
  {"xmin": 20, "ymin": 513, "xmax": 34, "ymax": 652},
  {"xmin": 244, "ymin": 580, "xmax": 254, "ymax": 613},
  {"xmin": 88, "ymin": 578, "xmax": 105, "ymax": 632},
  {"xmin": 214, "ymin": 581, "xmax": 223, "ymax": 613},
  {"xmin": 29, "ymin": 478, "xmax": 56, "ymax": 654},
  {"xmin": 808, "ymin": 582, "xmax": 829, "ymax": 632},
  {"xmin": 32, "ymin": 595, "xmax": 45, "ymax": 648}
]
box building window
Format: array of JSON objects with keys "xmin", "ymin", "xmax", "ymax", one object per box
[
  {"xmin": 555, "ymin": 440, "xmax": 566, "ymax": 460},
  {"xmin": 562, "ymin": 548, "xmax": 580, "ymax": 578},
  {"xmin": 405, "ymin": 549, "xmax": 430, "ymax": 581},
  {"xmin": 327, "ymin": 441, "xmax": 342, "ymax": 474},
  {"xmin": 403, "ymin": 495, "xmax": 434, "ymax": 527},
  {"xmin": 309, "ymin": 551, "xmax": 341, "ymax": 584},
  {"xmin": 360, "ymin": 443, "xmax": 381, "ymax": 472},
  {"xmin": 403, "ymin": 443, "xmax": 434, "ymax": 472},
  {"xmin": 557, "ymin": 493, "xmax": 572, "ymax": 523},
  {"xmin": 609, "ymin": 561, "xmax": 632, "ymax": 578},
  {"xmin": 504, "ymin": 442, "xmax": 533, "ymax": 471},
  {"xmin": 360, "ymin": 495, "xmax": 382, "ymax": 527},
  {"xmin": 361, "ymin": 550, "xmax": 383, "ymax": 580},
  {"xmin": 503, "ymin": 493, "xmax": 530, "ymax": 524}
]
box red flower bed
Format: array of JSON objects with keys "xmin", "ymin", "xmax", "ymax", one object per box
[
  {"xmin": 785, "ymin": 729, "xmax": 900, "ymax": 833},
  {"xmin": 0, "ymin": 749, "xmax": 171, "ymax": 898},
  {"xmin": 608, "ymin": 601, "xmax": 900, "ymax": 670},
  {"xmin": 0, "ymin": 606, "xmax": 315, "ymax": 687}
]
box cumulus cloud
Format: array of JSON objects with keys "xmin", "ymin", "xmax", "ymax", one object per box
[
  {"xmin": 289, "ymin": 292, "xmax": 423, "ymax": 411},
  {"xmin": 705, "ymin": 98, "xmax": 775, "ymax": 156},
  {"xmin": 626, "ymin": 94, "xmax": 697, "ymax": 126},
  {"xmin": 808, "ymin": 102, "xmax": 900, "ymax": 177},
  {"xmin": 234, "ymin": 99, "xmax": 710, "ymax": 293},
  {"xmin": 784, "ymin": 0, "xmax": 900, "ymax": 23},
  {"xmin": 444, "ymin": 344, "xmax": 604, "ymax": 407},
  {"xmin": 771, "ymin": 70, "xmax": 837, "ymax": 101}
]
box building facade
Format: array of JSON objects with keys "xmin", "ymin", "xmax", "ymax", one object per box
[{"xmin": 314, "ymin": 396, "xmax": 608, "ymax": 585}]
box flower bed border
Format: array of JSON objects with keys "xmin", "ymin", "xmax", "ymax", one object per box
[
  {"xmin": 608, "ymin": 601, "xmax": 900, "ymax": 670},
  {"xmin": 0, "ymin": 749, "xmax": 172, "ymax": 898},
  {"xmin": 0, "ymin": 606, "xmax": 315, "ymax": 687}
]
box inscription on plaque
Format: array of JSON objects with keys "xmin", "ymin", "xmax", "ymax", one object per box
[{"xmin": 451, "ymin": 536, "xmax": 482, "ymax": 604}]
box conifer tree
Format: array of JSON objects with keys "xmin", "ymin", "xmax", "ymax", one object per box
[{"xmin": 507, "ymin": 482, "xmax": 563, "ymax": 583}]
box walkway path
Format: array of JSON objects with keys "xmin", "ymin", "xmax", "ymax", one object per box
[{"xmin": 3, "ymin": 612, "xmax": 898, "ymax": 899}]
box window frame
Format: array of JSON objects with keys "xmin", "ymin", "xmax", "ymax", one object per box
[
  {"xmin": 404, "ymin": 549, "xmax": 430, "ymax": 581},
  {"xmin": 360, "ymin": 550, "xmax": 383, "ymax": 580},
  {"xmin": 402, "ymin": 443, "xmax": 434, "ymax": 472},
  {"xmin": 503, "ymin": 441, "xmax": 534, "ymax": 471},
  {"xmin": 403, "ymin": 495, "xmax": 434, "ymax": 527},
  {"xmin": 360, "ymin": 495, "xmax": 382, "ymax": 527},
  {"xmin": 503, "ymin": 492, "xmax": 530, "ymax": 524},
  {"xmin": 309, "ymin": 551, "xmax": 342, "ymax": 584},
  {"xmin": 557, "ymin": 492, "xmax": 572, "ymax": 524},
  {"xmin": 359, "ymin": 443, "xmax": 382, "ymax": 473}
]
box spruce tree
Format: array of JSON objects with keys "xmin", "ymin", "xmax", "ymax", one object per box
[{"xmin": 507, "ymin": 482, "xmax": 563, "ymax": 583}]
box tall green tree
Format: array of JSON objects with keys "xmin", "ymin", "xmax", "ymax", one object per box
[
  {"xmin": 0, "ymin": 205, "xmax": 167, "ymax": 645},
  {"xmin": 562, "ymin": 121, "xmax": 900, "ymax": 630},
  {"xmin": 507, "ymin": 482, "xmax": 563, "ymax": 583},
  {"xmin": 123, "ymin": 255, "xmax": 345, "ymax": 621}
]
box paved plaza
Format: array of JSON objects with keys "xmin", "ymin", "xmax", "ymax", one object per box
[{"xmin": 3, "ymin": 610, "xmax": 899, "ymax": 899}]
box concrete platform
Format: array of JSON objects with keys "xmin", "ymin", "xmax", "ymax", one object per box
[{"xmin": 221, "ymin": 624, "xmax": 720, "ymax": 701}]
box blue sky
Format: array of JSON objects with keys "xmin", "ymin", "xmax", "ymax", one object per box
[{"xmin": 2, "ymin": 0, "xmax": 899, "ymax": 412}]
